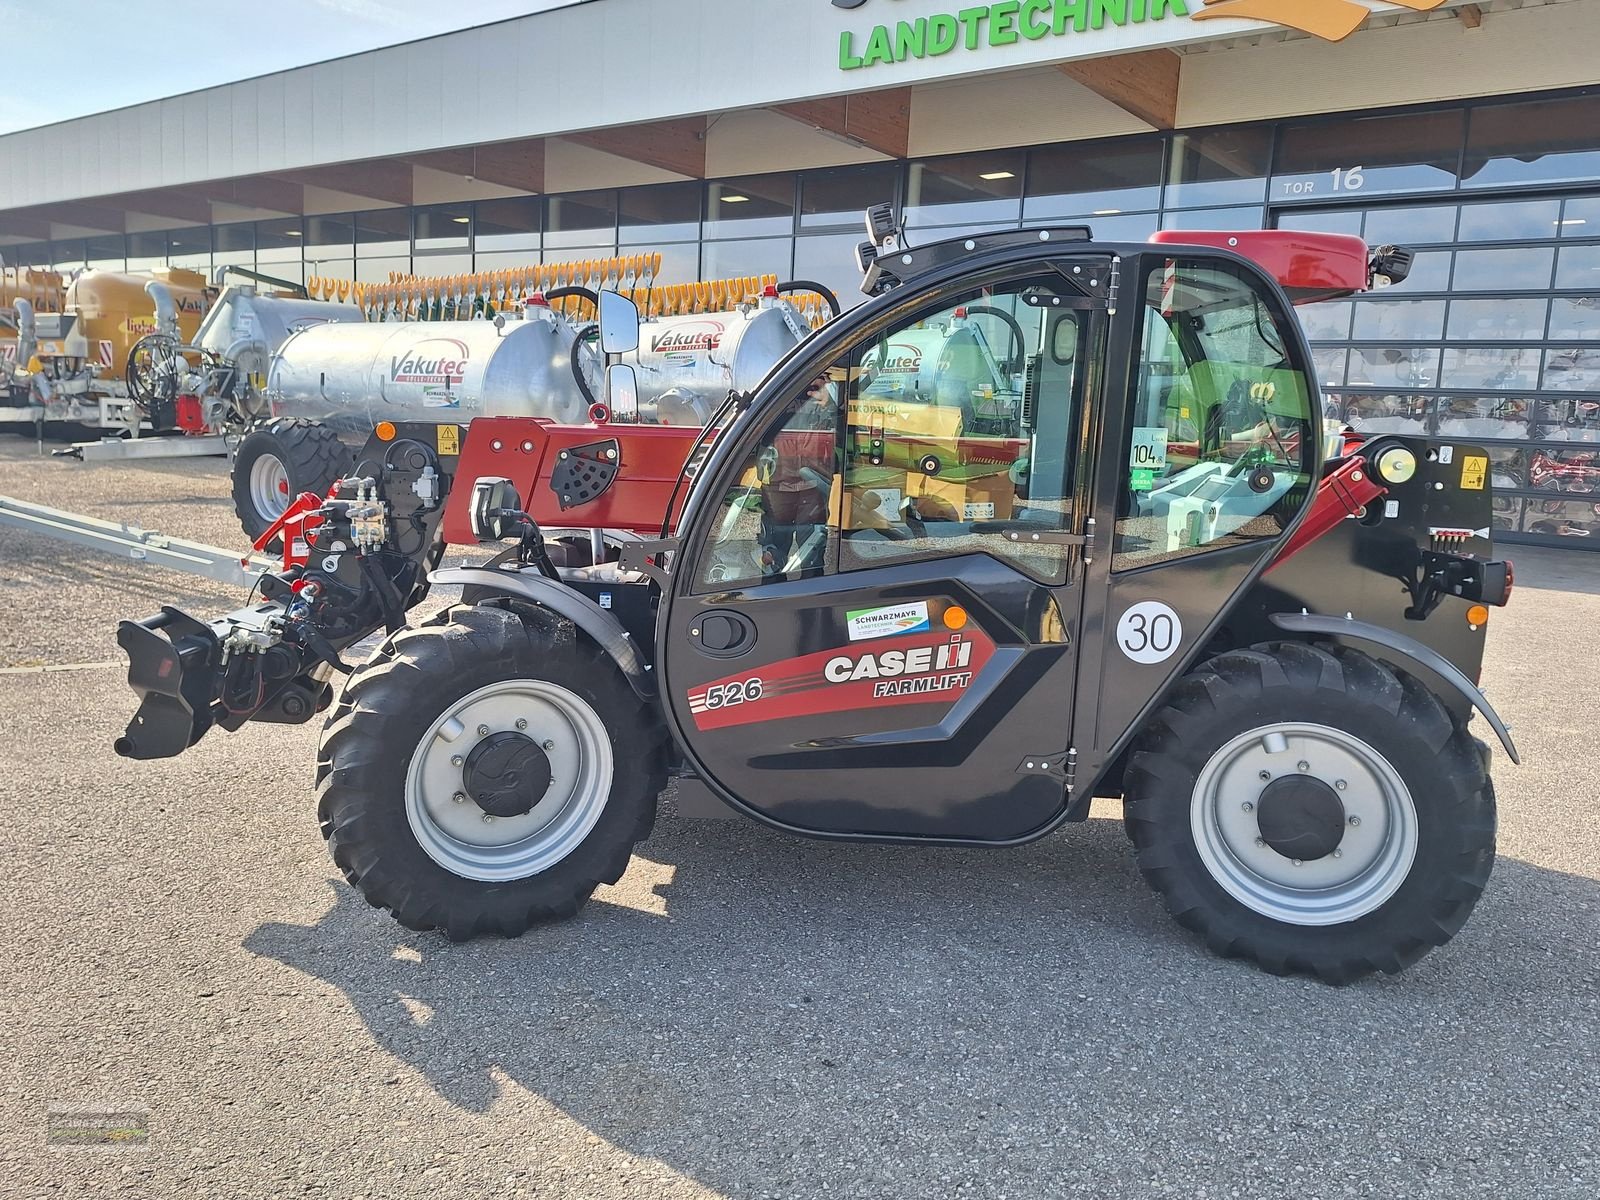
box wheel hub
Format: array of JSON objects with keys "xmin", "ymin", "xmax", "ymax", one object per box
[
  {"xmin": 1256, "ymin": 775, "xmax": 1346, "ymax": 861},
  {"xmin": 462, "ymin": 731, "xmax": 552, "ymax": 818}
]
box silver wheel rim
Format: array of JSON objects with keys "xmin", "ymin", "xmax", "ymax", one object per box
[
  {"xmin": 404, "ymin": 678, "xmax": 613, "ymax": 882},
  {"xmin": 1190, "ymin": 722, "xmax": 1418, "ymax": 927},
  {"xmin": 248, "ymin": 453, "xmax": 290, "ymax": 523}
]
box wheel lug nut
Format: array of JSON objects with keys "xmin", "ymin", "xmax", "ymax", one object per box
[
  {"xmin": 481, "ymin": 814, "xmax": 494, "ymax": 824},
  {"xmin": 1241, "ymin": 801, "xmax": 1254, "ymax": 813},
  {"xmin": 543, "ymin": 739, "xmax": 555, "ymax": 751},
  {"xmin": 452, "ymin": 791, "xmax": 467, "ymax": 804},
  {"xmin": 1254, "ymin": 837, "xmax": 1266, "ymax": 848},
  {"xmin": 450, "ymin": 755, "xmax": 463, "ymax": 767},
  {"xmin": 1292, "ymin": 859, "xmax": 1302, "ymax": 867},
  {"xmin": 1296, "ymin": 760, "xmax": 1310, "ymax": 772},
  {"xmin": 515, "ymin": 718, "xmax": 528, "ymax": 730},
  {"xmin": 477, "ymin": 724, "xmax": 491, "ymax": 737},
  {"xmin": 1258, "ymin": 770, "xmax": 1271, "ymax": 781},
  {"xmin": 1332, "ymin": 849, "xmax": 1343, "ymax": 858},
  {"xmin": 1349, "ymin": 815, "xmax": 1361, "ymax": 827},
  {"xmin": 1335, "ymin": 780, "xmax": 1347, "ymax": 791}
]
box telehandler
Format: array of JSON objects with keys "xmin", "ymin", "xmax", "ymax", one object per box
[{"xmin": 116, "ymin": 209, "xmax": 1515, "ymax": 982}]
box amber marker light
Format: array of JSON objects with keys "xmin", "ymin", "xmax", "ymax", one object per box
[
  {"xmin": 375, "ymin": 421, "xmax": 397, "ymax": 441},
  {"xmin": 1467, "ymin": 605, "xmax": 1490, "ymax": 629},
  {"xmin": 943, "ymin": 605, "xmax": 969, "ymax": 631}
]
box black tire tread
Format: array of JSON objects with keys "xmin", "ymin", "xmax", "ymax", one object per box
[
  {"xmin": 1124, "ymin": 642, "xmax": 1495, "ymax": 985},
  {"xmin": 314, "ymin": 603, "xmax": 668, "ymax": 940},
  {"xmin": 231, "ymin": 417, "xmax": 351, "ymax": 542}
]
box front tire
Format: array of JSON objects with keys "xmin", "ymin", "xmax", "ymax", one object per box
[
  {"xmin": 315, "ymin": 604, "xmax": 667, "ymax": 939},
  {"xmin": 1124, "ymin": 643, "xmax": 1495, "ymax": 984}
]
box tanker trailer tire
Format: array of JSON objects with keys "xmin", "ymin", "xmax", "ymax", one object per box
[
  {"xmin": 1122, "ymin": 643, "xmax": 1495, "ymax": 985},
  {"xmin": 315, "ymin": 603, "xmax": 667, "ymax": 940},
  {"xmin": 231, "ymin": 418, "xmax": 351, "ymax": 544}
]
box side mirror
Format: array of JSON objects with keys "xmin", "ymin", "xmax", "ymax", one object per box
[
  {"xmin": 605, "ymin": 362, "xmax": 639, "ymax": 421},
  {"xmin": 598, "ymin": 290, "xmax": 640, "ymax": 356},
  {"xmin": 469, "ymin": 476, "xmax": 523, "ymax": 541}
]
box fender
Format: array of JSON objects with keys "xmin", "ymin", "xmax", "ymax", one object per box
[
  {"xmin": 1269, "ymin": 611, "xmax": 1519, "ymax": 765},
  {"xmin": 430, "ymin": 566, "xmax": 656, "ymax": 700}
]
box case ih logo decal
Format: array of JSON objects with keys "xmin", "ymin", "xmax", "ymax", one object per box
[
  {"xmin": 686, "ymin": 627, "xmax": 994, "ymax": 731},
  {"xmin": 836, "ymin": 0, "xmax": 1450, "ymax": 72},
  {"xmin": 650, "ymin": 321, "xmax": 725, "ymax": 354},
  {"xmin": 391, "ymin": 338, "xmax": 469, "ymax": 386}
]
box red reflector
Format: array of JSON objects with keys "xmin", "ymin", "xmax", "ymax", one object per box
[
  {"xmin": 762, "ymin": 284, "xmax": 780, "ymax": 298},
  {"xmin": 1504, "ymin": 558, "xmax": 1515, "ymax": 602},
  {"xmin": 953, "ymin": 306, "xmax": 968, "ymax": 318},
  {"xmin": 526, "ymin": 292, "xmax": 550, "ymax": 307}
]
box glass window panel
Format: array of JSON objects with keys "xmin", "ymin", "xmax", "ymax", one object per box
[
  {"xmin": 1457, "ymin": 199, "xmax": 1563, "ymax": 243},
  {"xmin": 1398, "ymin": 251, "xmax": 1451, "ymax": 292},
  {"xmin": 1435, "ymin": 395, "xmax": 1535, "ymax": 442},
  {"xmin": 257, "ymin": 258, "xmax": 303, "ymax": 284},
  {"xmin": 1441, "ymin": 346, "xmax": 1539, "ymax": 390},
  {"xmin": 1351, "ymin": 299, "xmax": 1445, "ymax": 341},
  {"xmin": 1069, "ymin": 212, "xmax": 1158, "ymax": 242},
  {"xmin": 1463, "ymin": 94, "xmax": 1600, "ymax": 188},
  {"xmin": 1362, "ymin": 204, "xmax": 1458, "ymax": 246},
  {"xmin": 355, "ymin": 256, "xmax": 411, "ymax": 284},
  {"xmin": 1446, "ymin": 298, "xmax": 1549, "ymax": 342},
  {"xmin": 1348, "ymin": 346, "xmax": 1441, "ymax": 388},
  {"xmin": 1520, "ymin": 496, "xmax": 1600, "ymax": 539},
  {"xmin": 1341, "ymin": 392, "xmax": 1431, "ymax": 436},
  {"xmin": 1555, "ymin": 246, "xmax": 1600, "ymax": 290},
  {"xmin": 50, "ymin": 239, "xmax": 87, "ymax": 270},
  {"xmin": 306, "ymin": 258, "xmax": 353, "ymax": 283},
  {"xmin": 1166, "ymin": 127, "xmax": 1272, "ymax": 209},
  {"xmin": 304, "ymin": 214, "xmax": 354, "ymax": 253},
  {"xmin": 1559, "ymin": 196, "xmax": 1600, "ymax": 236},
  {"xmin": 1023, "ymin": 139, "xmax": 1163, "ymax": 222},
  {"xmin": 255, "ymin": 218, "xmax": 304, "ymax": 255},
  {"xmin": 706, "ymin": 174, "xmax": 795, "ymax": 239},
  {"xmin": 1452, "ymin": 247, "xmax": 1553, "ymax": 292},
  {"xmin": 1486, "ymin": 447, "xmax": 1528, "ymax": 490},
  {"xmin": 1274, "ymin": 110, "xmax": 1463, "ymax": 200},
  {"xmin": 1549, "ymin": 296, "xmax": 1600, "ymax": 341},
  {"xmin": 1492, "ymin": 494, "xmax": 1523, "ymax": 534},
  {"xmin": 545, "ymin": 190, "xmax": 616, "ymax": 249},
  {"xmin": 1522, "ymin": 446, "xmax": 1600, "ymax": 494},
  {"xmin": 1298, "ymin": 300, "xmax": 1353, "ymax": 343},
  {"xmin": 904, "ymin": 151, "xmax": 1024, "ymax": 230},
  {"xmin": 793, "ymin": 233, "xmax": 867, "ymax": 311},
  {"xmin": 166, "ymin": 227, "xmax": 210, "ymax": 267},
  {"xmin": 800, "ymin": 162, "xmax": 899, "ymax": 229},
  {"xmin": 355, "ymin": 209, "xmax": 409, "ymax": 256},
  {"xmin": 701, "ymin": 237, "xmax": 793, "ymax": 284},
  {"xmin": 84, "ymin": 235, "xmax": 125, "ymax": 270},
  {"xmin": 1159, "ymin": 206, "xmax": 1264, "ymax": 232},
  {"xmin": 647, "ymin": 241, "xmax": 699, "ymax": 285},
  {"xmin": 414, "ymin": 205, "xmax": 471, "ymax": 251},
  {"xmin": 1310, "ymin": 346, "xmax": 1348, "ymax": 388},
  {"xmin": 126, "ymin": 231, "xmax": 168, "ymax": 270},
  {"xmin": 474, "ymin": 197, "xmax": 540, "ymax": 252},
  {"xmin": 1274, "ymin": 209, "xmax": 1363, "ymax": 237},
  {"xmin": 1543, "ymin": 347, "xmax": 1600, "ymax": 391},
  {"xmin": 1533, "ymin": 395, "xmax": 1600, "ymax": 443},
  {"xmin": 410, "ymin": 252, "xmax": 472, "ymax": 281},
  {"xmin": 470, "ymin": 250, "xmax": 537, "ymax": 276},
  {"xmin": 618, "ymin": 181, "xmax": 701, "ymax": 245},
  {"xmin": 10, "ymin": 242, "xmax": 51, "ymax": 267}
]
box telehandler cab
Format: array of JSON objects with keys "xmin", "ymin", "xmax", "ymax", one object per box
[{"xmin": 116, "ymin": 209, "xmax": 1515, "ymax": 982}]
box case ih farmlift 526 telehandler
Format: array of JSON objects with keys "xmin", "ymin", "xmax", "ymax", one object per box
[{"xmin": 115, "ymin": 208, "xmax": 1516, "ymax": 983}]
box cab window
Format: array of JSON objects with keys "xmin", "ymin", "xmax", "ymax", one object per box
[
  {"xmin": 1112, "ymin": 258, "xmax": 1317, "ymax": 570},
  {"xmin": 693, "ymin": 273, "xmax": 1092, "ymax": 591}
]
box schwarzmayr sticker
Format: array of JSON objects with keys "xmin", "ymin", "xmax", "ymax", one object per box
[{"xmin": 847, "ymin": 601, "xmax": 931, "ymax": 641}]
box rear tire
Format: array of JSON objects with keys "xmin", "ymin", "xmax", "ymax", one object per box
[
  {"xmin": 1123, "ymin": 643, "xmax": 1495, "ymax": 984},
  {"xmin": 231, "ymin": 417, "xmax": 350, "ymax": 544},
  {"xmin": 315, "ymin": 604, "xmax": 667, "ymax": 939}
]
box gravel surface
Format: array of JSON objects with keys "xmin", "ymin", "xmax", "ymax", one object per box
[{"xmin": 1, "ymin": 437, "xmax": 1597, "ymax": 1199}]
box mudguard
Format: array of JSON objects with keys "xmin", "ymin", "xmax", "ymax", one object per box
[
  {"xmin": 430, "ymin": 566, "xmax": 656, "ymax": 700},
  {"xmin": 1269, "ymin": 611, "xmax": 1519, "ymax": 764}
]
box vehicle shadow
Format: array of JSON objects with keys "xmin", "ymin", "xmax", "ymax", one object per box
[{"xmin": 242, "ymin": 806, "xmax": 1600, "ymax": 1195}]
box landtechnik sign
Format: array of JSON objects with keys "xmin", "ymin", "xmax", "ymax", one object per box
[{"xmin": 832, "ymin": 0, "xmax": 1454, "ymax": 70}]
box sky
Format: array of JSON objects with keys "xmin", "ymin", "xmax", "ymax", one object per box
[{"xmin": 0, "ymin": 0, "xmax": 587, "ymax": 135}]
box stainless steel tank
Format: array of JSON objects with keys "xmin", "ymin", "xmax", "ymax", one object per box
[
  {"xmin": 630, "ymin": 305, "xmax": 807, "ymax": 424},
  {"xmin": 265, "ymin": 315, "xmax": 595, "ymax": 437}
]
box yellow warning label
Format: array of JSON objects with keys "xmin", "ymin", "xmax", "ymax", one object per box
[
  {"xmin": 1461, "ymin": 454, "xmax": 1488, "ymax": 491},
  {"xmin": 436, "ymin": 424, "xmax": 461, "ymax": 456}
]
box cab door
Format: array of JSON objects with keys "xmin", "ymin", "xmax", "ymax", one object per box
[{"xmin": 658, "ymin": 266, "xmax": 1108, "ymax": 841}]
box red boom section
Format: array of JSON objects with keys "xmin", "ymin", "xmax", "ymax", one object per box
[
  {"xmin": 1148, "ymin": 230, "xmax": 1372, "ymax": 305},
  {"xmin": 442, "ymin": 417, "xmax": 706, "ymax": 544},
  {"xmin": 1266, "ymin": 457, "xmax": 1386, "ymax": 572}
]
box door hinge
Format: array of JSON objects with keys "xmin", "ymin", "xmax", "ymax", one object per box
[
  {"xmin": 1017, "ymin": 748, "xmax": 1078, "ymax": 792},
  {"xmin": 617, "ymin": 537, "xmax": 677, "ymax": 586},
  {"xmin": 1002, "ymin": 517, "xmax": 1095, "ymax": 562}
]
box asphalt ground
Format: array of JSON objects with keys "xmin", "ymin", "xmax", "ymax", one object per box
[{"xmin": 0, "ymin": 434, "xmax": 1597, "ymax": 1199}]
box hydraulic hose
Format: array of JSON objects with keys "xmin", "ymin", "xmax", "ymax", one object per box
[
  {"xmin": 776, "ymin": 280, "xmax": 841, "ymax": 320},
  {"xmin": 570, "ymin": 322, "xmax": 599, "ymax": 409},
  {"xmin": 543, "ymin": 285, "xmax": 599, "ymax": 310},
  {"xmin": 963, "ymin": 304, "xmax": 1027, "ymax": 377}
]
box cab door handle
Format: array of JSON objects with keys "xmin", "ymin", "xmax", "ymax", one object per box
[{"xmin": 689, "ymin": 610, "xmax": 757, "ymax": 658}]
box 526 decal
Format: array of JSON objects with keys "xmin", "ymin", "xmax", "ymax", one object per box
[{"xmin": 693, "ymin": 677, "xmax": 765, "ymax": 713}]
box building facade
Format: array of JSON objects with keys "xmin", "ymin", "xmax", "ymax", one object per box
[{"xmin": 3, "ymin": 0, "xmax": 1599, "ymax": 545}]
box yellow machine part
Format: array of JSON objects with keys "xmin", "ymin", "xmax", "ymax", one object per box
[{"xmin": 59, "ymin": 267, "xmax": 210, "ymax": 367}]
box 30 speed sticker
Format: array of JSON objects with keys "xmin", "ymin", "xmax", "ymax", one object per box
[
  {"xmin": 685, "ymin": 627, "xmax": 994, "ymax": 731},
  {"xmin": 1116, "ymin": 600, "xmax": 1183, "ymax": 665}
]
